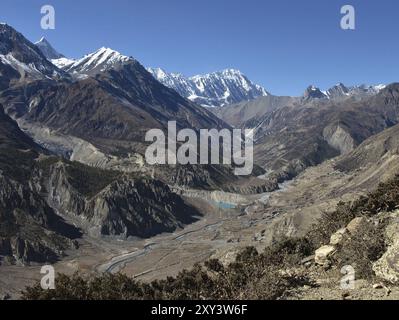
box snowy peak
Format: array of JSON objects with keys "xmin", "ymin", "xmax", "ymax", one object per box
[
  {"xmin": 325, "ymin": 83, "xmax": 349, "ymax": 98},
  {"xmin": 325, "ymin": 83, "xmax": 386, "ymax": 101},
  {"xmin": 148, "ymin": 67, "xmax": 171, "ymax": 80},
  {"xmin": 35, "ymin": 37, "xmax": 64, "ymax": 60},
  {"xmin": 148, "ymin": 67, "xmax": 269, "ymax": 107},
  {"xmin": 51, "ymin": 57, "xmax": 75, "ymax": 69},
  {"xmin": 303, "ymin": 85, "xmax": 327, "ymax": 100},
  {"xmin": 34, "ymin": 38, "xmax": 140, "ymax": 78},
  {"xmin": 0, "ymin": 24, "xmax": 66, "ymax": 87},
  {"xmin": 148, "ymin": 68, "xmax": 185, "ymax": 82},
  {"xmin": 34, "ymin": 37, "xmax": 75, "ymax": 70},
  {"xmin": 303, "ymin": 83, "xmax": 386, "ymax": 102},
  {"xmin": 147, "ymin": 68, "xmax": 193, "ymax": 101},
  {"xmin": 64, "ymin": 47, "xmax": 134, "ymax": 76}
]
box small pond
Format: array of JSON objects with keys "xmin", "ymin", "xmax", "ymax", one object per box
[{"xmin": 213, "ymin": 201, "xmax": 236, "ymax": 209}]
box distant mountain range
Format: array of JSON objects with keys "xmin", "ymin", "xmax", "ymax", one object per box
[
  {"xmin": 303, "ymin": 83, "xmax": 386, "ymax": 102},
  {"xmin": 33, "ymin": 36, "xmax": 386, "ymax": 108},
  {"xmin": 147, "ymin": 67, "xmax": 270, "ymax": 107},
  {"xmin": 33, "ymin": 37, "xmax": 270, "ymax": 107}
]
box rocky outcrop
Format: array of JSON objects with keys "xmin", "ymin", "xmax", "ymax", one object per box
[
  {"xmin": 346, "ymin": 217, "xmax": 367, "ymax": 235},
  {"xmin": 303, "ymin": 86, "xmax": 327, "ymax": 101},
  {"xmin": 314, "ymin": 217, "xmax": 369, "ymax": 267},
  {"xmin": 172, "ymin": 188, "xmax": 250, "ymax": 206},
  {"xmin": 330, "ymin": 228, "xmax": 347, "ymax": 246},
  {"xmin": 45, "ymin": 161, "xmax": 200, "ymax": 239},
  {"xmin": 156, "ymin": 164, "xmax": 274, "ymax": 195},
  {"xmin": 0, "ymin": 24, "xmax": 67, "ymax": 91},
  {"xmin": 15, "ymin": 119, "xmax": 146, "ymax": 173},
  {"xmin": 0, "ymin": 105, "xmax": 81, "ymax": 265},
  {"xmin": 323, "ymin": 124, "xmax": 356, "ymax": 155},
  {"xmin": 335, "ymin": 123, "xmax": 399, "ymax": 173},
  {"xmin": 373, "ymin": 211, "xmax": 399, "ymax": 284},
  {"xmin": 0, "ymin": 173, "xmax": 79, "ymax": 265},
  {"xmin": 85, "ymin": 178, "xmax": 200, "ymax": 238},
  {"xmin": 315, "ymin": 245, "xmax": 336, "ymax": 266},
  {"xmin": 1, "ymin": 156, "xmax": 203, "ymax": 263}
]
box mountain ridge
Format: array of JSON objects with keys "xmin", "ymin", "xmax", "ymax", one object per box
[
  {"xmin": 148, "ymin": 67, "xmax": 269, "ymax": 107},
  {"xmin": 0, "ymin": 24, "xmax": 67, "ymax": 90},
  {"xmin": 34, "ymin": 37, "xmax": 64, "ymax": 60}
]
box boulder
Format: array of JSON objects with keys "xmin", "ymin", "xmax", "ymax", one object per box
[
  {"xmin": 315, "ymin": 245, "xmax": 336, "ymax": 266},
  {"xmin": 373, "ymin": 218, "xmax": 399, "ymax": 284},
  {"xmin": 330, "ymin": 228, "xmax": 347, "ymax": 245},
  {"xmin": 385, "ymin": 217, "xmax": 399, "ymax": 245},
  {"xmin": 346, "ymin": 217, "xmax": 367, "ymax": 235},
  {"xmin": 373, "ymin": 254, "xmax": 399, "ymax": 283}
]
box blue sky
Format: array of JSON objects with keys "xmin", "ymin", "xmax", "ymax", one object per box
[{"xmin": 1, "ymin": 0, "xmax": 398, "ymax": 96}]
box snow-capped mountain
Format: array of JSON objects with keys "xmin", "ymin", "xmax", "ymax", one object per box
[
  {"xmin": 0, "ymin": 24, "xmax": 66, "ymax": 90},
  {"xmin": 51, "ymin": 57, "xmax": 76, "ymax": 69},
  {"xmin": 31, "ymin": 37, "xmax": 386, "ymax": 107},
  {"xmin": 34, "ymin": 39, "xmax": 133, "ymax": 75},
  {"xmin": 148, "ymin": 67, "xmax": 269, "ymax": 107},
  {"xmin": 35, "ymin": 37, "xmax": 76, "ymax": 70},
  {"xmin": 303, "ymin": 85, "xmax": 327, "ymax": 100},
  {"xmin": 325, "ymin": 83, "xmax": 386, "ymax": 100},
  {"xmin": 60, "ymin": 47, "xmax": 134, "ymax": 76},
  {"xmin": 303, "ymin": 83, "xmax": 386, "ymax": 101},
  {"xmin": 35, "ymin": 37, "xmax": 64, "ymax": 60},
  {"xmin": 34, "ymin": 38, "xmax": 268, "ymax": 107}
]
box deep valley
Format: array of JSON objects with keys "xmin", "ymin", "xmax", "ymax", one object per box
[{"xmin": 1, "ymin": 21, "xmax": 399, "ymax": 301}]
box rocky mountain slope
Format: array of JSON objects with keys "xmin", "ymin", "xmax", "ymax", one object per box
[
  {"xmin": 148, "ymin": 67, "xmax": 269, "ymax": 107},
  {"xmin": 41, "ymin": 159, "xmax": 201, "ymax": 239},
  {"xmin": 212, "ymin": 95, "xmax": 298, "ymax": 128},
  {"xmin": 214, "ymin": 83, "xmax": 386, "ymax": 128},
  {"xmin": 20, "ymin": 172, "xmax": 399, "ymax": 299},
  {"xmin": 35, "ymin": 38, "xmax": 269, "ymax": 108},
  {"xmin": 303, "ymin": 83, "xmax": 385, "ymax": 102},
  {"xmin": 2, "ymin": 34, "xmax": 227, "ymax": 146},
  {"xmin": 62, "ymin": 47, "xmax": 132, "ymax": 77},
  {"xmin": 0, "ymin": 103, "xmax": 203, "ymax": 264},
  {"xmin": 0, "ymin": 105, "xmax": 81, "ymax": 264},
  {"xmin": 0, "ymin": 24, "xmax": 274, "ymax": 266},
  {"xmin": 0, "ymin": 24, "xmax": 67, "ymax": 91},
  {"xmin": 214, "ymin": 83, "xmax": 398, "ymax": 185},
  {"xmin": 34, "ymin": 37, "xmax": 64, "ymax": 60},
  {"xmin": 259, "ymin": 120, "xmax": 399, "ymax": 247},
  {"xmin": 324, "ymin": 83, "xmax": 385, "ymax": 101},
  {"xmin": 1, "ymin": 26, "xmax": 245, "ymax": 180}
]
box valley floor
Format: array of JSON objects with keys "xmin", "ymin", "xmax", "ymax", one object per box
[{"xmin": 1, "ymin": 153, "xmax": 399, "ymax": 300}]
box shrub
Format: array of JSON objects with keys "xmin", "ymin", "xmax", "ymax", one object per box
[{"xmin": 332, "ymin": 221, "xmax": 387, "ymax": 279}]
